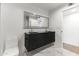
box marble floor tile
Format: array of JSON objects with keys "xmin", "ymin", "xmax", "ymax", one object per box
[
  {"xmin": 34, "ymin": 47, "xmax": 63, "ymax": 56},
  {"xmin": 24, "ymin": 45, "xmax": 79, "ymax": 56}
]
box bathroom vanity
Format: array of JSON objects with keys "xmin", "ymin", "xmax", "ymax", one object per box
[
  {"xmin": 24, "ymin": 11, "xmax": 55, "ymax": 52},
  {"xmin": 25, "ymin": 31, "xmax": 55, "ymax": 52}
]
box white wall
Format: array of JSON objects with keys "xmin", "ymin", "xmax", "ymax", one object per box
[
  {"xmin": 49, "ymin": 7, "xmax": 64, "ymax": 48},
  {"xmin": 0, "ymin": 3, "xmax": 49, "ymax": 55},
  {"xmin": 63, "ymin": 7, "xmax": 79, "ymax": 47},
  {"xmin": 0, "ymin": 3, "xmax": 2, "ymax": 55},
  {"xmin": 49, "ymin": 4, "xmax": 79, "ymax": 48}
]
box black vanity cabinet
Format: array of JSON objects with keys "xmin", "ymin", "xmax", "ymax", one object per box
[{"xmin": 25, "ymin": 32, "xmax": 55, "ymax": 52}]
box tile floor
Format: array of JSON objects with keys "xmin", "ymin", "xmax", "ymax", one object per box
[
  {"xmin": 34, "ymin": 47, "xmax": 79, "ymax": 56},
  {"xmin": 24, "ymin": 43, "xmax": 79, "ymax": 56},
  {"xmin": 24, "ymin": 46, "xmax": 79, "ymax": 56},
  {"xmin": 34, "ymin": 47, "xmax": 63, "ymax": 56}
]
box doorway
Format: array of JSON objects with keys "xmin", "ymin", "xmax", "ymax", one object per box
[{"xmin": 62, "ymin": 6, "xmax": 79, "ymax": 54}]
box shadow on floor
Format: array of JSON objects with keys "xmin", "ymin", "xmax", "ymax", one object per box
[{"xmin": 25, "ymin": 43, "xmax": 54, "ymax": 56}]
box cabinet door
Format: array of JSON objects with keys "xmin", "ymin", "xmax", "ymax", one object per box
[
  {"xmin": 49, "ymin": 32, "xmax": 55, "ymax": 42},
  {"xmin": 28, "ymin": 34, "xmax": 40, "ymax": 51}
]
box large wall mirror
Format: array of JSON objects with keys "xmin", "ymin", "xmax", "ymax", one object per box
[{"xmin": 24, "ymin": 11, "xmax": 49, "ymax": 29}]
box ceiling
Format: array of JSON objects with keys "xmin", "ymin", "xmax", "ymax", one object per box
[
  {"xmin": 12, "ymin": 3, "xmax": 67, "ymax": 12},
  {"xmin": 29, "ymin": 3, "xmax": 67, "ymax": 12}
]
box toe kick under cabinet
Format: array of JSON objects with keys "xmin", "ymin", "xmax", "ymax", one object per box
[{"xmin": 25, "ymin": 32, "xmax": 55, "ymax": 52}]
